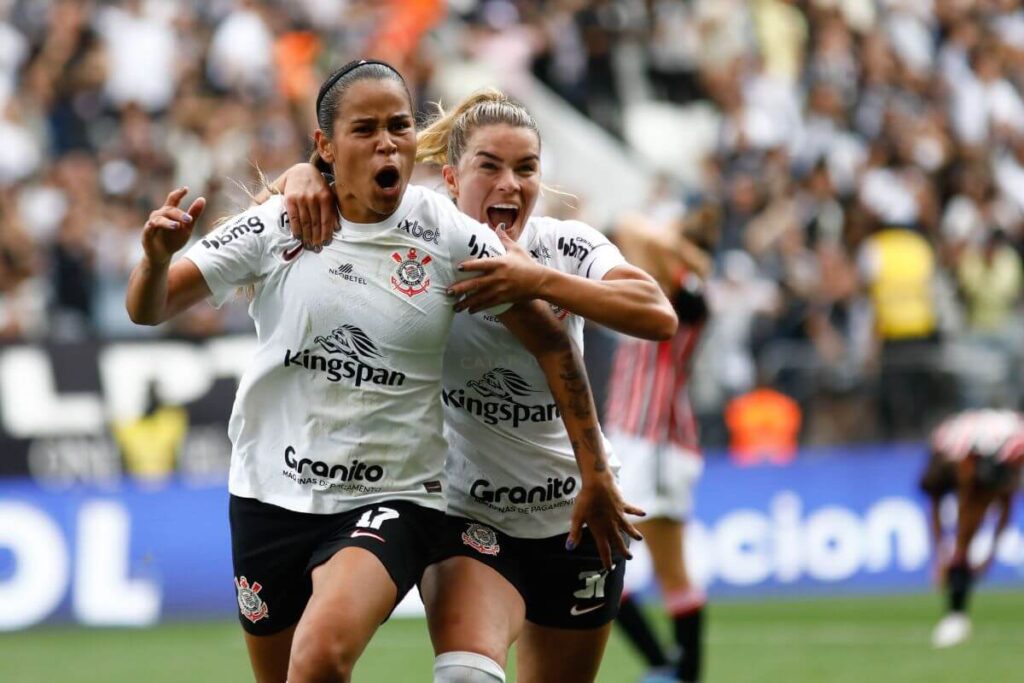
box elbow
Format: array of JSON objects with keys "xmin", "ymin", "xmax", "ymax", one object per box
[
  {"xmin": 125, "ymin": 304, "xmax": 161, "ymax": 327},
  {"xmin": 638, "ymin": 306, "xmax": 678, "ymax": 341}
]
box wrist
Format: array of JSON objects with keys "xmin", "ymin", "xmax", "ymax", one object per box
[
  {"xmin": 143, "ymin": 253, "xmax": 171, "ymax": 270},
  {"xmin": 580, "ymin": 468, "xmax": 615, "ymax": 487},
  {"xmin": 534, "ymin": 264, "xmax": 559, "ymax": 301}
]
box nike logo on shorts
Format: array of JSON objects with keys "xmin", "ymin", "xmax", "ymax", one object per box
[
  {"xmin": 350, "ymin": 530, "xmax": 386, "ymax": 542},
  {"xmin": 569, "ymin": 603, "xmax": 605, "ymax": 616},
  {"xmin": 283, "ymin": 243, "xmax": 303, "ymax": 262}
]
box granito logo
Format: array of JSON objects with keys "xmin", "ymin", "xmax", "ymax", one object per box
[
  {"xmin": 441, "ymin": 368, "xmax": 559, "ymax": 427},
  {"xmin": 283, "ymin": 446, "xmax": 384, "ymax": 482},
  {"xmin": 202, "ymin": 216, "xmax": 265, "ymax": 249},
  {"xmin": 397, "ymin": 218, "xmax": 439, "ymax": 244},
  {"xmin": 329, "ymin": 263, "xmax": 367, "ymax": 285},
  {"xmin": 470, "ymin": 476, "xmax": 577, "ymax": 504},
  {"xmin": 284, "ymin": 324, "xmax": 406, "ymax": 387}
]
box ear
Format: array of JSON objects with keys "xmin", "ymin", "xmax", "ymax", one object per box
[
  {"xmin": 442, "ymin": 165, "xmax": 459, "ymax": 199},
  {"xmin": 314, "ymin": 129, "xmax": 335, "ymax": 165}
]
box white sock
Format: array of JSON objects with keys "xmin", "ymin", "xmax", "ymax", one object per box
[{"xmin": 433, "ymin": 651, "xmax": 506, "ymax": 683}]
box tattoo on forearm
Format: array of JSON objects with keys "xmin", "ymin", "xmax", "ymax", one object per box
[
  {"xmin": 558, "ymin": 352, "xmax": 592, "ymax": 420},
  {"xmin": 584, "ymin": 427, "xmax": 608, "ymax": 472}
]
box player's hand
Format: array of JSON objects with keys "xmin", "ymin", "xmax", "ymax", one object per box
[
  {"xmin": 142, "ymin": 187, "xmax": 205, "ymax": 266},
  {"xmin": 282, "ymin": 163, "xmax": 337, "ymax": 250},
  {"xmin": 451, "ymin": 225, "xmax": 546, "ymax": 313},
  {"xmin": 567, "ymin": 472, "xmax": 645, "ymax": 570}
]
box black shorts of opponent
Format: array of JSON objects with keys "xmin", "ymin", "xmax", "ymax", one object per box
[
  {"xmin": 229, "ymin": 495, "xmax": 443, "ymax": 635},
  {"xmin": 427, "ymin": 515, "xmax": 627, "ymax": 629}
]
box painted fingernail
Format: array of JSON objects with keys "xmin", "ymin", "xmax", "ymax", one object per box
[
  {"xmin": 565, "ymin": 538, "xmax": 576, "ymax": 551},
  {"xmin": 457, "ymin": 264, "xmax": 465, "ymax": 271},
  {"xmin": 171, "ymin": 222, "xmax": 180, "ymax": 229},
  {"xmin": 181, "ymin": 214, "xmax": 192, "ymax": 223}
]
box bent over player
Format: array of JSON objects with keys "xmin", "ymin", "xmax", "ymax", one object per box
[{"xmin": 922, "ymin": 408, "xmax": 1023, "ymax": 648}]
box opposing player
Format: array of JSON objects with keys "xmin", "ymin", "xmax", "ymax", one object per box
[
  {"xmin": 126, "ymin": 62, "xmax": 635, "ymax": 683},
  {"xmin": 605, "ymin": 203, "xmax": 719, "ymax": 683},
  {"xmin": 273, "ymin": 88, "xmax": 677, "ymax": 682},
  {"xmin": 921, "ymin": 408, "xmax": 1024, "ymax": 648}
]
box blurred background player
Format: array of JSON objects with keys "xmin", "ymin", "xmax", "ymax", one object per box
[
  {"xmin": 921, "ymin": 408, "xmax": 1024, "ymax": 648},
  {"xmin": 605, "ymin": 199, "xmax": 719, "ymax": 683}
]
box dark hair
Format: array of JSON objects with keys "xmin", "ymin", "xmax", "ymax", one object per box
[{"xmin": 311, "ymin": 60, "xmax": 412, "ymax": 172}]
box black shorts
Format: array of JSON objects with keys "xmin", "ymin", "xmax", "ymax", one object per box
[
  {"xmin": 919, "ymin": 454, "xmax": 957, "ymax": 498},
  {"xmin": 428, "ymin": 516, "xmax": 627, "ymax": 629},
  {"xmin": 229, "ymin": 495, "xmax": 444, "ymax": 635}
]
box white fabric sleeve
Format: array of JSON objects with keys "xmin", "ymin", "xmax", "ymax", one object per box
[
  {"xmin": 556, "ymin": 220, "xmax": 627, "ymax": 281},
  {"xmin": 182, "ymin": 198, "xmax": 285, "ymax": 307},
  {"xmin": 444, "ymin": 209, "xmax": 513, "ymax": 316}
]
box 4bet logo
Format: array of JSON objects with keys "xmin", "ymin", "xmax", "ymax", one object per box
[{"xmin": 391, "ymin": 248, "xmax": 432, "ymax": 298}]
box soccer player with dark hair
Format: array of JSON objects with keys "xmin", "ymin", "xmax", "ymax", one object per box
[
  {"xmin": 922, "ymin": 409, "xmax": 1023, "ymax": 648},
  {"xmin": 126, "ymin": 61, "xmax": 632, "ymax": 682}
]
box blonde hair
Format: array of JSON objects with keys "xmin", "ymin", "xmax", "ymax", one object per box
[{"xmin": 416, "ymin": 88, "xmax": 540, "ymax": 167}]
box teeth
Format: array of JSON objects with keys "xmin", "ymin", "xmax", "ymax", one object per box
[{"xmin": 490, "ymin": 204, "xmax": 518, "ymax": 210}]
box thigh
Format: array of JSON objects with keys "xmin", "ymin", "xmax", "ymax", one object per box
[
  {"xmin": 638, "ymin": 517, "xmax": 691, "ymax": 591},
  {"xmin": 421, "ymin": 555, "xmax": 525, "ymax": 667},
  {"xmin": 290, "ymin": 547, "xmax": 397, "ymax": 672},
  {"xmin": 519, "ymin": 531, "xmax": 626, "ymax": 630},
  {"xmin": 243, "ymin": 625, "xmax": 297, "ymax": 683},
  {"xmin": 516, "ymin": 622, "xmax": 613, "ymax": 683}
]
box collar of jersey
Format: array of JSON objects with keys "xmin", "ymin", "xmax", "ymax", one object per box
[{"xmin": 338, "ymin": 186, "xmax": 417, "ymax": 236}]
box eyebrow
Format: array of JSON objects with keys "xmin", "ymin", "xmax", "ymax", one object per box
[
  {"xmin": 474, "ymin": 151, "xmax": 540, "ymax": 164},
  {"xmin": 348, "ymin": 113, "xmax": 412, "ymax": 125}
]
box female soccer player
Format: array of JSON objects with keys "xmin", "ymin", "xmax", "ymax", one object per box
[
  {"xmin": 274, "ymin": 88, "xmax": 677, "ymax": 682},
  {"xmin": 126, "ymin": 62, "xmax": 635, "ymax": 683},
  {"xmin": 605, "ymin": 204, "xmax": 719, "ymax": 683},
  {"xmin": 922, "ymin": 409, "xmax": 1024, "ymax": 648}
]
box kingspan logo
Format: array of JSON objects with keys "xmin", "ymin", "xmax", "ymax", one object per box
[
  {"xmin": 470, "ymin": 476, "xmax": 577, "ymax": 505},
  {"xmin": 441, "ymin": 368, "xmax": 559, "ymax": 427},
  {"xmin": 284, "ymin": 446, "xmax": 384, "ymax": 482},
  {"xmin": 284, "ymin": 324, "xmax": 406, "ymax": 387}
]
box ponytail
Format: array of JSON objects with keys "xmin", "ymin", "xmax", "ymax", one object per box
[{"xmin": 417, "ymin": 88, "xmax": 540, "ymax": 167}]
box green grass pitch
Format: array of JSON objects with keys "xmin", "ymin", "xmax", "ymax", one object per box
[{"xmin": 2, "ymin": 591, "xmax": 1021, "ymax": 682}]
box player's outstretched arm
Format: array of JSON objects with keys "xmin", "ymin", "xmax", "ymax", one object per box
[
  {"xmin": 498, "ymin": 300, "xmax": 645, "ymax": 569},
  {"xmin": 126, "ymin": 187, "xmax": 211, "ymax": 325},
  {"xmin": 451, "ymin": 227, "xmax": 678, "ymax": 341}
]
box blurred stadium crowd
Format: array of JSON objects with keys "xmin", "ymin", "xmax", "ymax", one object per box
[{"xmin": 3, "ymin": 0, "xmax": 1024, "ymax": 447}]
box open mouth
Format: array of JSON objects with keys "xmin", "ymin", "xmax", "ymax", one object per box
[
  {"xmin": 374, "ymin": 166, "xmax": 401, "ymax": 191},
  {"xmin": 485, "ymin": 204, "xmax": 519, "ymax": 231}
]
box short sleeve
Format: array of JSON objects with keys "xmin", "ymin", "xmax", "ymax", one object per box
[
  {"xmin": 444, "ymin": 208, "xmax": 512, "ymax": 316},
  {"xmin": 555, "ymin": 220, "xmax": 627, "ymax": 281},
  {"xmin": 183, "ymin": 197, "xmax": 286, "ymax": 308}
]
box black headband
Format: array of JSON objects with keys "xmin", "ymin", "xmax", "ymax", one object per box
[{"xmin": 315, "ymin": 59, "xmax": 400, "ymax": 118}]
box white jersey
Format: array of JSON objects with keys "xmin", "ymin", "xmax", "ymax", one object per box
[
  {"xmin": 184, "ymin": 186, "xmax": 508, "ymax": 515},
  {"xmin": 442, "ymin": 216, "xmax": 627, "ymax": 537},
  {"xmin": 932, "ymin": 409, "xmax": 1024, "ymax": 465}
]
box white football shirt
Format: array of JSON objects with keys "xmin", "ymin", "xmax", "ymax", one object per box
[
  {"xmin": 442, "ymin": 216, "xmax": 627, "ymax": 537},
  {"xmin": 184, "ymin": 186, "xmax": 508, "ymax": 514}
]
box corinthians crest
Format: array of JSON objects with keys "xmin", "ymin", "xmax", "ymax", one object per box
[
  {"xmin": 234, "ymin": 576, "xmax": 269, "ymax": 623},
  {"xmin": 462, "ymin": 523, "xmax": 501, "ymax": 556},
  {"xmin": 390, "ymin": 247, "xmax": 432, "ymax": 297}
]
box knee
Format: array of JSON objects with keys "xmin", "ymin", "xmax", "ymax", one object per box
[
  {"xmin": 434, "ymin": 651, "xmax": 506, "ymax": 683},
  {"xmin": 287, "ymin": 634, "xmax": 357, "ymax": 683}
]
